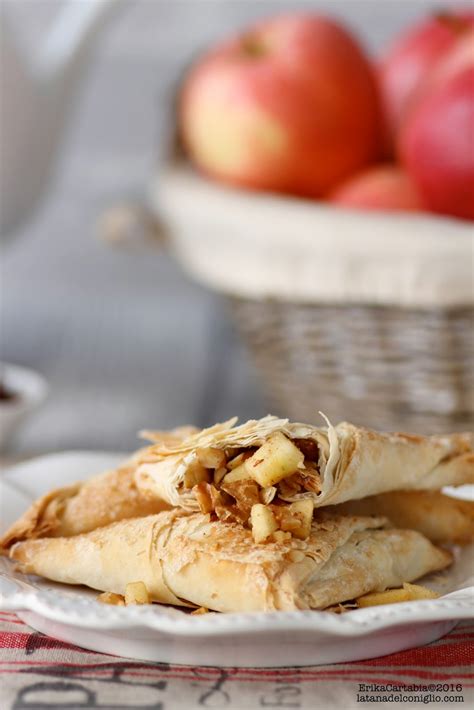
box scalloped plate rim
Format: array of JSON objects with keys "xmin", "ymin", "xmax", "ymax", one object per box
[
  {"xmin": 1, "ymin": 583, "xmax": 473, "ymax": 637},
  {"xmin": 1, "ymin": 451, "xmax": 473, "ymax": 665}
]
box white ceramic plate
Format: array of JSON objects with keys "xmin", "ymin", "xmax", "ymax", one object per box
[{"xmin": 0, "ymin": 453, "xmax": 473, "ymax": 667}]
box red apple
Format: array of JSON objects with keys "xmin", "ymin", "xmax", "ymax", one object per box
[
  {"xmin": 180, "ymin": 14, "xmax": 381, "ymax": 197},
  {"xmin": 419, "ymin": 28, "xmax": 474, "ymax": 97},
  {"xmin": 399, "ymin": 65, "xmax": 474, "ymax": 220},
  {"xmin": 379, "ymin": 10, "xmax": 474, "ymax": 140},
  {"xmin": 329, "ymin": 165, "xmax": 425, "ymax": 212}
]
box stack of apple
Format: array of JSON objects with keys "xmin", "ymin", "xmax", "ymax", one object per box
[{"xmin": 179, "ymin": 11, "xmax": 474, "ymax": 221}]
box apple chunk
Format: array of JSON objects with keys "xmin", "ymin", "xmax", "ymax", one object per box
[
  {"xmin": 125, "ymin": 582, "xmax": 150, "ymax": 605},
  {"xmin": 244, "ymin": 432, "xmax": 304, "ymax": 487},
  {"xmin": 288, "ymin": 499, "xmax": 314, "ymax": 540},
  {"xmin": 224, "ymin": 463, "xmax": 252, "ymax": 483},
  {"xmin": 184, "ymin": 460, "xmax": 210, "ymax": 489},
  {"xmin": 250, "ymin": 504, "xmax": 278, "ymax": 543}
]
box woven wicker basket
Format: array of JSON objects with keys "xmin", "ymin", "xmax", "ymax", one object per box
[
  {"xmin": 228, "ymin": 299, "xmax": 473, "ymax": 433},
  {"xmin": 151, "ymin": 163, "xmax": 474, "ymax": 434}
]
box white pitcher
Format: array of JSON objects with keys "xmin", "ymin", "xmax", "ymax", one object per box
[{"xmin": 0, "ymin": 0, "xmax": 123, "ymax": 238}]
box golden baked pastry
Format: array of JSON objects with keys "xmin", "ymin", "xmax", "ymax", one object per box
[{"xmin": 10, "ymin": 510, "xmax": 451, "ymax": 612}]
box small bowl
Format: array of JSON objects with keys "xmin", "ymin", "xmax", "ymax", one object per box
[{"xmin": 0, "ymin": 363, "xmax": 48, "ymax": 451}]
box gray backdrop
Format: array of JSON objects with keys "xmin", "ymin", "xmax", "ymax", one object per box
[{"xmin": 1, "ymin": 0, "xmax": 448, "ymax": 454}]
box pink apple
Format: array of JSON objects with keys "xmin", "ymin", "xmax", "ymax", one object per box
[
  {"xmin": 399, "ymin": 66, "xmax": 474, "ymax": 220},
  {"xmin": 379, "ymin": 10, "xmax": 474, "ymax": 141},
  {"xmin": 329, "ymin": 165, "xmax": 425, "ymax": 212},
  {"xmin": 180, "ymin": 14, "xmax": 381, "ymax": 197}
]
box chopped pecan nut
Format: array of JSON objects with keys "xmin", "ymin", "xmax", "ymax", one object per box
[
  {"xmin": 221, "ymin": 478, "xmax": 260, "ymax": 524},
  {"xmin": 293, "ymin": 467, "xmax": 321, "ymax": 494},
  {"xmin": 269, "ymin": 499, "xmax": 314, "ymax": 540},
  {"xmin": 278, "ymin": 512, "xmax": 302, "ymax": 534},
  {"xmin": 194, "ymin": 482, "xmax": 214, "ymax": 513},
  {"xmin": 278, "ymin": 475, "xmax": 302, "ymax": 498}
]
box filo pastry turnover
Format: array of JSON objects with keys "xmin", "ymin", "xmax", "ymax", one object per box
[
  {"xmin": 0, "ymin": 427, "xmax": 197, "ymax": 552},
  {"xmin": 10, "ymin": 510, "xmax": 452, "ymax": 612},
  {"xmin": 134, "ymin": 416, "xmax": 473, "ymax": 521},
  {"xmin": 328, "ymin": 490, "xmax": 474, "ymax": 545}
]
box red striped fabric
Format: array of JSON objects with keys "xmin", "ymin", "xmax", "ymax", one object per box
[{"xmin": 0, "ymin": 614, "xmax": 472, "ymax": 708}]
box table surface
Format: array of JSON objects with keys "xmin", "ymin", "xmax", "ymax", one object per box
[
  {"xmin": 1, "ymin": 0, "xmax": 443, "ymax": 456},
  {"xmin": 1, "ymin": 612, "xmax": 473, "ymax": 710}
]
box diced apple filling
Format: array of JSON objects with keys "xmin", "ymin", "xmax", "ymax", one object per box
[
  {"xmin": 194, "ymin": 481, "xmax": 215, "ymax": 513},
  {"xmin": 224, "ymin": 463, "xmax": 253, "ymax": 484},
  {"xmin": 250, "ymin": 499, "xmax": 314, "ymax": 544},
  {"xmin": 250, "ymin": 504, "xmax": 278, "ymax": 543},
  {"xmin": 227, "ymin": 451, "xmax": 253, "ymax": 470},
  {"xmin": 357, "ymin": 583, "xmax": 439, "ymax": 607},
  {"xmin": 226, "ymin": 432, "xmax": 304, "ymax": 487},
  {"xmin": 184, "ymin": 460, "xmax": 210, "ymax": 489},
  {"xmin": 196, "ymin": 446, "xmax": 226, "ymax": 469},
  {"xmin": 183, "ymin": 432, "xmax": 319, "ymax": 540},
  {"xmin": 287, "ymin": 499, "xmax": 314, "ymax": 540},
  {"xmin": 125, "ymin": 581, "xmax": 150, "ymax": 605}
]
